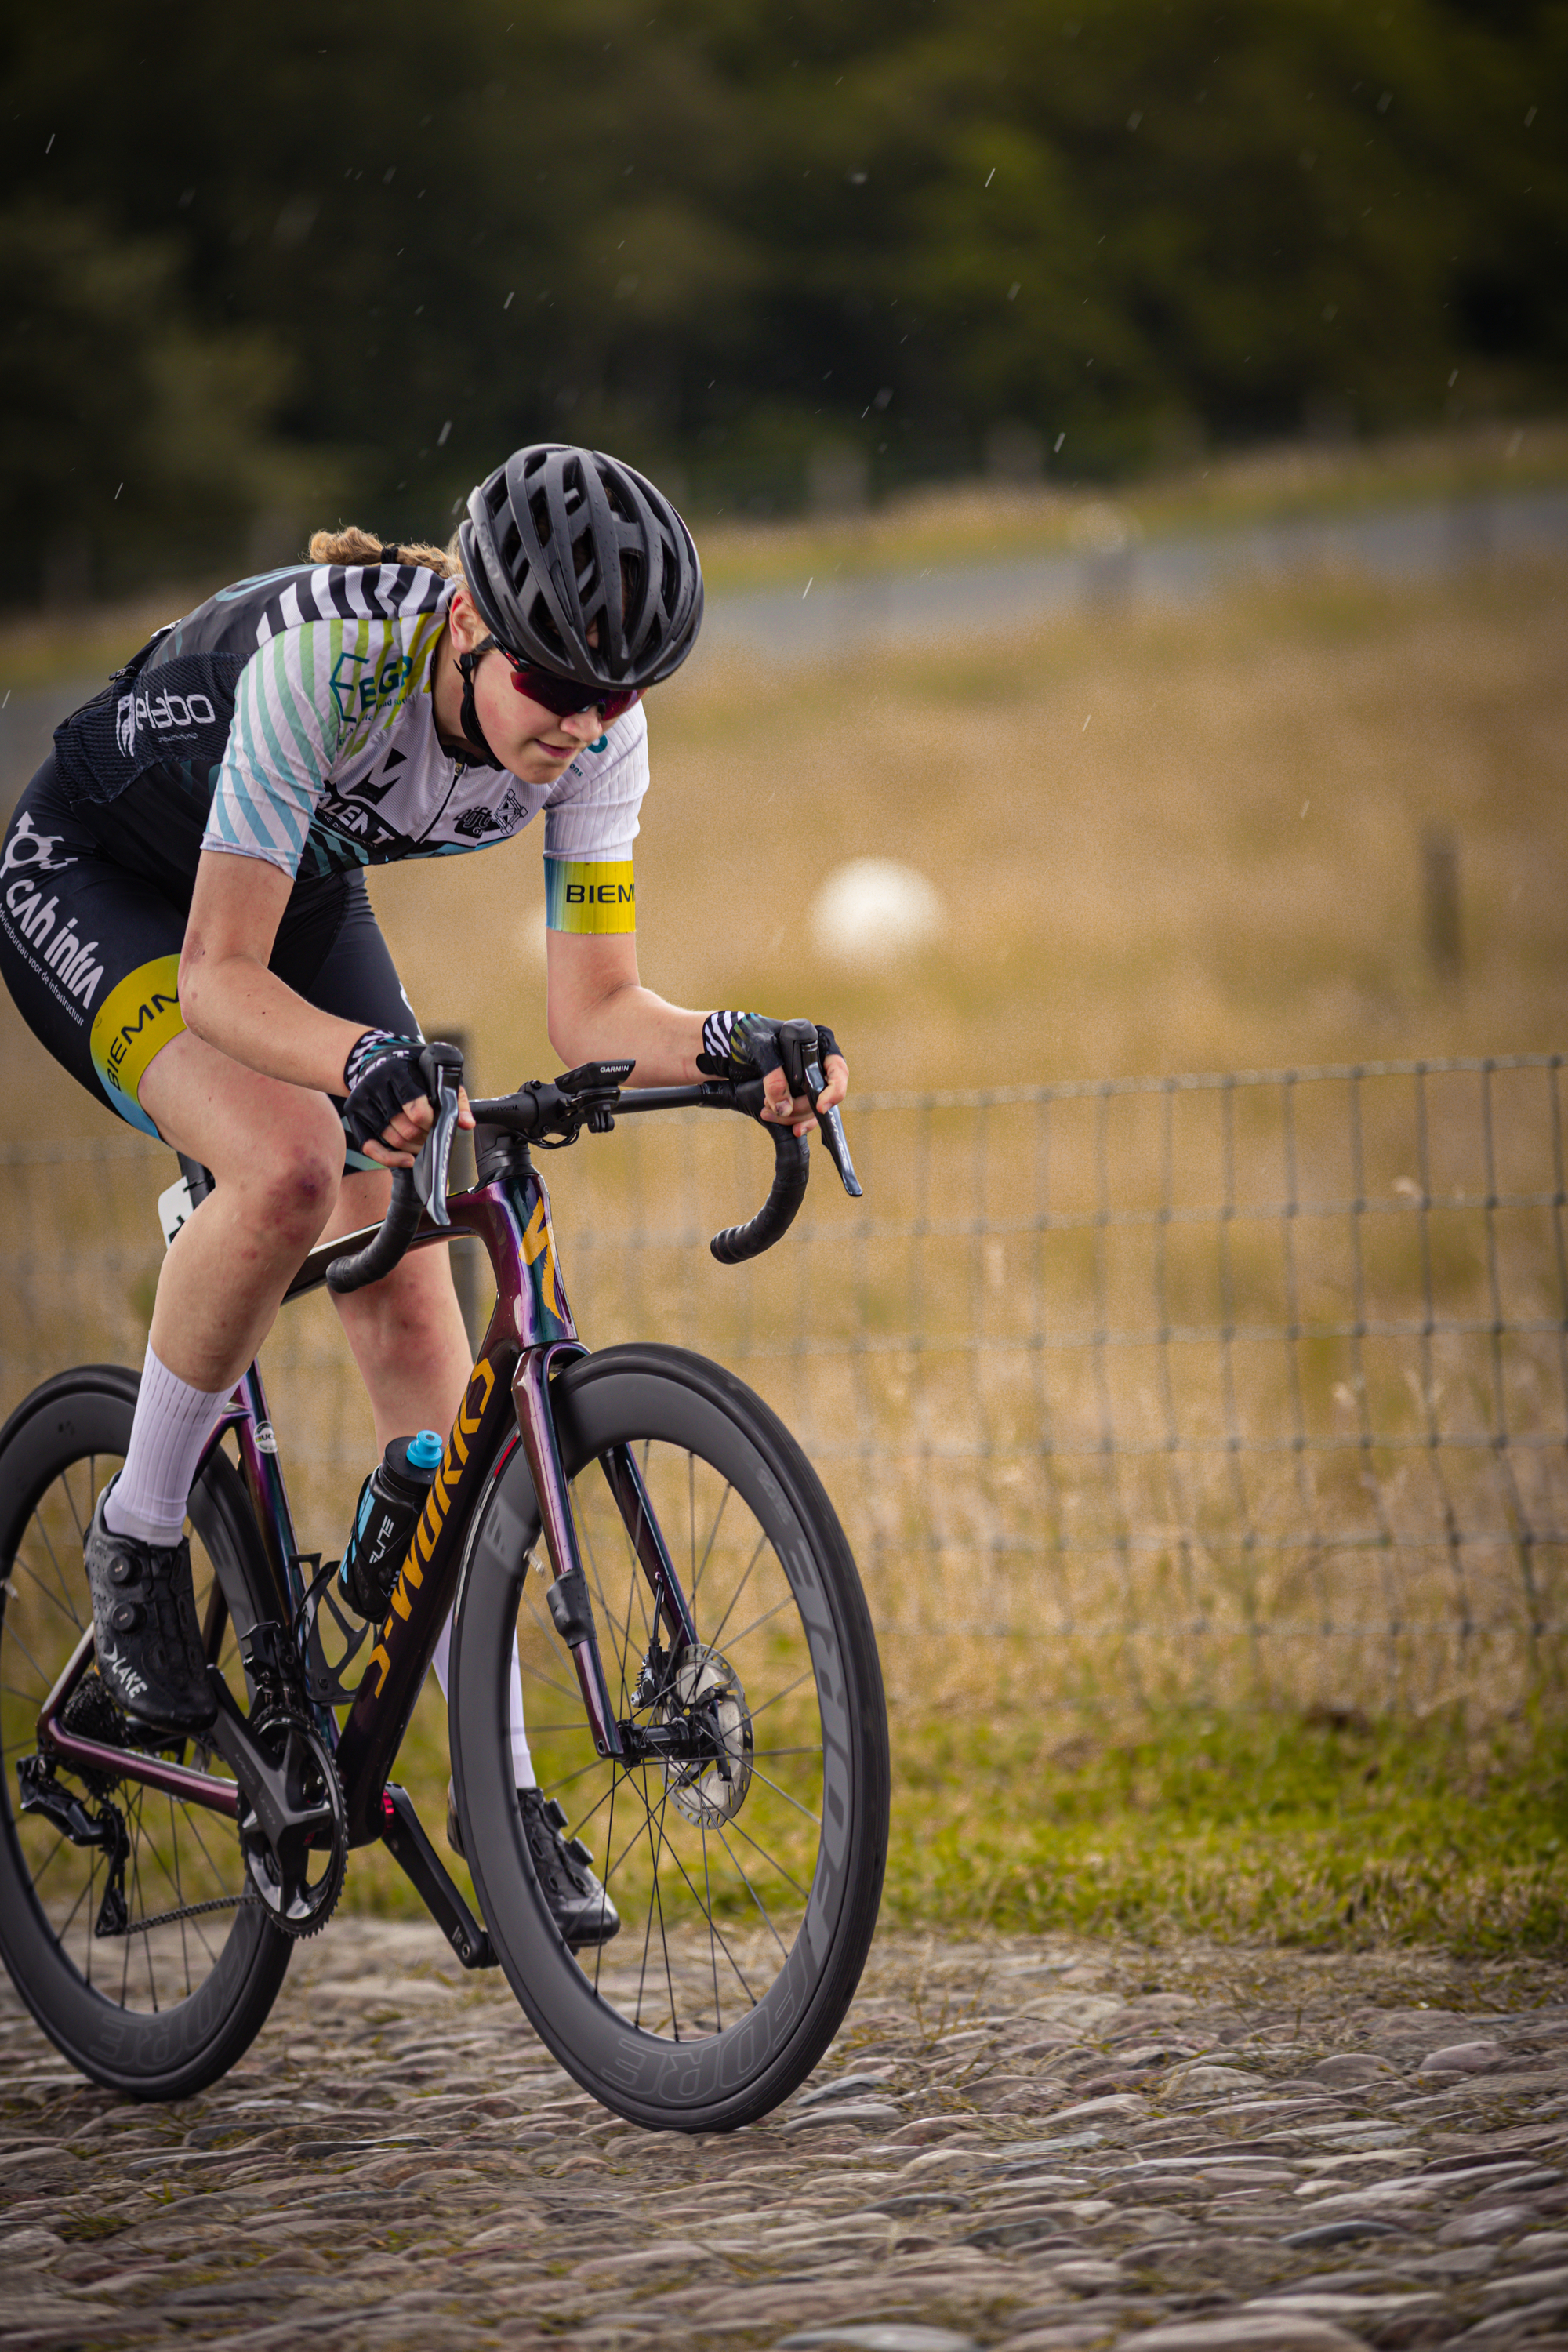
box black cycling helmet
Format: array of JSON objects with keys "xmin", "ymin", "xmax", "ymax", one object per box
[{"xmin": 459, "ymin": 444, "xmax": 704, "ymax": 692}]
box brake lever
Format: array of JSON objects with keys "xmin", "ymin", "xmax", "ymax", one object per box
[
  {"xmin": 412, "ymin": 1041, "xmax": 464, "ymax": 1229},
  {"xmin": 802, "ymin": 1054, "xmax": 863, "ymax": 1199}
]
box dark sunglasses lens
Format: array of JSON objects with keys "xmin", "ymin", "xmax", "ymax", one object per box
[
  {"xmin": 505, "ymin": 662, "xmax": 587, "ymax": 715},
  {"xmin": 505, "ymin": 659, "xmax": 640, "ymax": 724}
]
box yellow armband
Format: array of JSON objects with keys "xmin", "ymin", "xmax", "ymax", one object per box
[{"xmin": 544, "ymin": 858, "xmax": 637, "ymax": 935}]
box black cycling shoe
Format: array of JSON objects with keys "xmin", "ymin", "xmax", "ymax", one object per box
[
  {"xmin": 85, "ymin": 1489, "xmax": 216, "ymax": 1734},
  {"xmin": 446, "ymin": 1780, "xmax": 620, "ymax": 1950}
]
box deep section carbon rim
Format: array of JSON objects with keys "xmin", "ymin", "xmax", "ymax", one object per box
[{"xmin": 453, "ymin": 1346, "xmax": 888, "ymax": 2126}]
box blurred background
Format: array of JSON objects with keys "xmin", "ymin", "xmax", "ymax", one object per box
[
  {"xmin": 2, "ymin": 0, "xmax": 1566, "ymax": 1947},
  {"xmin": 2, "ymin": 0, "xmax": 1566, "ymax": 585}
]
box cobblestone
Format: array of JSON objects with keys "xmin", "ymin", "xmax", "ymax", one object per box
[{"xmin": 1, "ymin": 1922, "xmax": 1566, "ymax": 2351}]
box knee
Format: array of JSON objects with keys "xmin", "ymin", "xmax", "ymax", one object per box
[{"xmin": 250, "ymin": 1117, "xmax": 343, "ymax": 1247}]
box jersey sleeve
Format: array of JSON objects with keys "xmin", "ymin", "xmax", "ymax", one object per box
[
  {"xmin": 541, "ymin": 706, "xmax": 648, "ymax": 935},
  {"xmin": 201, "ymin": 623, "xmax": 345, "ymax": 877}
]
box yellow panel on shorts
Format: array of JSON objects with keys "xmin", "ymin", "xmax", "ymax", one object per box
[
  {"xmin": 544, "ymin": 858, "xmax": 637, "ymax": 935},
  {"xmin": 89, "ymin": 956, "xmax": 184, "ymax": 1138}
]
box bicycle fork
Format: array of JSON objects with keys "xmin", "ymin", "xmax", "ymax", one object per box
[
  {"xmin": 453, "ymin": 1143, "xmax": 699, "ymax": 1767},
  {"xmin": 512, "ymin": 1349, "xmax": 697, "ymax": 1762}
]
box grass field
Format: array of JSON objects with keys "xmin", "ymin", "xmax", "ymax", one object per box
[{"xmin": 3, "ymin": 487, "xmax": 1566, "ymax": 1952}]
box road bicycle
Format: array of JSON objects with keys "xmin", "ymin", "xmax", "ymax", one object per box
[{"xmin": 0, "ymin": 1040, "xmax": 890, "ymax": 2131}]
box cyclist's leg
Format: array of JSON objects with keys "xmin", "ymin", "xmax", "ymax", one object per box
[
  {"xmin": 1, "ymin": 767, "xmax": 347, "ymax": 1719},
  {"xmin": 1, "ymin": 764, "xmax": 347, "ymax": 1388}
]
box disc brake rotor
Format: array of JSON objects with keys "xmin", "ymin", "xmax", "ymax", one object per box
[{"xmin": 658, "ymin": 1645, "xmax": 753, "ymax": 1825}]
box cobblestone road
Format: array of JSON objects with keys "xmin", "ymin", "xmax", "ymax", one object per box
[{"xmin": 2, "ymin": 1919, "xmax": 1565, "ymax": 2352}]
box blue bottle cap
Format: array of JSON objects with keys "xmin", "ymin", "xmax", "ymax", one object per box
[{"xmin": 407, "ymin": 1430, "xmax": 445, "ymax": 1469}]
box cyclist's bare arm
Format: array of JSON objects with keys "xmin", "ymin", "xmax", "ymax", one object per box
[
  {"xmin": 545, "ymin": 930, "xmax": 848, "ymax": 1138},
  {"xmin": 177, "ymin": 848, "xmax": 473, "ymax": 1166}
]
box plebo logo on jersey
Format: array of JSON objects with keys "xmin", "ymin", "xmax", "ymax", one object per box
[{"xmin": 115, "ymin": 684, "xmax": 218, "ymax": 758}]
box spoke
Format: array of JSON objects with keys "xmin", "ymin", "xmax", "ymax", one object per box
[
  {"xmin": 591, "ymin": 1766, "xmax": 759, "ymax": 2024},
  {"xmin": 688, "ymin": 1479, "xmax": 734, "ymax": 1613},
  {"xmin": 713, "ymin": 1820, "xmax": 794, "ymax": 1960},
  {"xmin": 716, "ymin": 1808, "xmax": 812, "ymax": 1904},
  {"xmin": 3, "ymin": 1620, "xmax": 56, "ymax": 1692},
  {"xmin": 27, "ymin": 1829, "xmax": 70, "ymax": 1893},
  {"xmin": 575, "ymin": 1482, "xmax": 632, "ymax": 1697},
  {"xmin": 606, "ymin": 1471, "xmax": 654, "ymax": 1707},
  {"xmin": 643, "ymin": 1771, "xmax": 683, "ymax": 2041},
  {"xmin": 633, "ymin": 1773, "xmax": 666, "ymax": 2034},
  {"xmin": 746, "ymin": 1668, "xmax": 816, "ymax": 1722},
  {"xmin": 592, "ymin": 1754, "xmax": 620, "ymax": 2004},
  {"xmin": 31, "ymin": 1502, "xmax": 85, "ymax": 1622},
  {"xmin": 701, "ymin": 1814, "xmax": 721, "ymax": 2032},
  {"xmin": 715, "ymin": 1590, "xmax": 796, "ymax": 1654},
  {"xmin": 702, "ymin": 1530, "xmax": 770, "ymax": 1653},
  {"xmin": 541, "ymin": 1752, "xmax": 614, "ymax": 1796},
  {"xmin": 63, "ymin": 1460, "xmax": 94, "ymax": 1549},
  {"xmin": 517, "ymin": 1593, "xmax": 583, "ymax": 1704},
  {"xmin": 12, "ymin": 1547, "xmax": 81, "ymax": 1631},
  {"xmin": 751, "ymin": 1746, "xmax": 824, "ymax": 1760},
  {"xmin": 745, "ymin": 1764, "xmax": 822, "ymax": 1828}
]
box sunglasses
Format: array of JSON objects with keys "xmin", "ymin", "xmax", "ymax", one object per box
[{"xmin": 495, "ymin": 647, "xmax": 641, "ymax": 725}]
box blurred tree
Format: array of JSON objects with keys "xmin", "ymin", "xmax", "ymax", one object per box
[
  {"xmin": 0, "ymin": 201, "xmax": 316, "ymax": 600},
  {"xmin": 0, "ymin": 0, "xmax": 1563, "ymax": 590}
]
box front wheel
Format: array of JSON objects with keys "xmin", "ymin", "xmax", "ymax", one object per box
[{"xmin": 448, "ymin": 1345, "xmax": 890, "ymax": 2132}]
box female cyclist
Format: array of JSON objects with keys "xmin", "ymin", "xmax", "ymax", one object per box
[{"xmin": 0, "ymin": 442, "xmax": 847, "ymax": 1946}]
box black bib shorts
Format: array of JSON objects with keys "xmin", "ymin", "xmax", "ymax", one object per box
[{"xmin": 0, "ymin": 758, "xmax": 418, "ymax": 1154}]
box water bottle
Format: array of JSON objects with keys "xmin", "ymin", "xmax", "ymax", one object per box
[{"xmin": 337, "ymin": 1431, "xmax": 445, "ymax": 1619}]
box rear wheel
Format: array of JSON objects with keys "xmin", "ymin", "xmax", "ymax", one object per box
[
  {"xmin": 0, "ymin": 1367, "xmax": 293, "ymax": 2099},
  {"xmin": 450, "ymin": 1345, "xmax": 889, "ymax": 2132}
]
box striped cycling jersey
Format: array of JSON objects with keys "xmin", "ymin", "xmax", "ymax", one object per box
[{"xmin": 51, "ymin": 560, "xmax": 647, "ymax": 910}]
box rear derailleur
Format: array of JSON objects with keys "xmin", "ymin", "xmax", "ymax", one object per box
[{"xmin": 18, "ymin": 1697, "xmax": 132, "ymax": 1940}]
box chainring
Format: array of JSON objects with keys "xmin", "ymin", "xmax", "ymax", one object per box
[{"xmin": 237, "ymin": 1709, "xmax": 348, "ymax": 1939}]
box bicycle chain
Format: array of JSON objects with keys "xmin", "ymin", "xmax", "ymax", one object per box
[{"xmin": 103, "ymin": 1891, "xmax": 258, "ymax": 1940}]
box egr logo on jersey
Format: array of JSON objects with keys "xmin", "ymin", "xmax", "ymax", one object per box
[
  {"xmin": 331, "ymin": 651, "xmax": 414, "ymax": 724},
  {"xmin": 89, "ymin": 956, "xmax": 185, "ymax": 1137},
  {"xmin": 116, "ymin": 695, "xmax": 137, "ymax": 758}
]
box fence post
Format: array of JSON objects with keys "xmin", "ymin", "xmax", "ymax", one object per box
[{"xmin": 1422, "ymin": 825, "xmax": 1462, "ymax": 982}]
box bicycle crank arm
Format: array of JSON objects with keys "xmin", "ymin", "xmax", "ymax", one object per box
[{"xmin": 205, "ymin": 1673, "xmax": 336, "ymax": 1859}]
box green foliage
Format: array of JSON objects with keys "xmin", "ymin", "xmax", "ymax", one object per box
[
  {"xmin": 883, "ymin": 1701, "xmax": 1568, "ymax": 1952},
  {"xmin": 2, "ymin": 0, "xmax": 1565, "ymax": 581}
]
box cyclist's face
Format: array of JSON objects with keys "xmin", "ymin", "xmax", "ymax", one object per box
[
  {"xmin": 445, "ymin": 589, "xmax": 619, "ymax": 782},
  {"xmin": 468, "ymin": 648, "xmax": 609, "ymax": 781}
]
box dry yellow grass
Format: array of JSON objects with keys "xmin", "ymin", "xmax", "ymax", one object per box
[{"xmin": 356, "ymin": 560, "xmax": 1568, "ymax": 1102}]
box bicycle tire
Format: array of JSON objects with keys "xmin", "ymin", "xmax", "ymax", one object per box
[
  {"xmin": 0, "ymin": 1366, "xmax": 293, "ymax": 2100},
  {"xmin": 448, "ymin": 1343, "xmax": 889, "ymax": 2132}
]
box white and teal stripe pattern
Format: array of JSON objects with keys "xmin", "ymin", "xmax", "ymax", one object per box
[
  {"xmin": 205, "ymin": 565, "xmax": 451, "ymax": 879},
  {"xmin": 205, "ymin": 619, "xmax": 343, "ymax": 873}
]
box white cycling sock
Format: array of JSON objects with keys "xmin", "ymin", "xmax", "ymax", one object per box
[
  {"xmin": 103, "ymin": 1344, "xmax": 233, "ymax": 1546},
  {"xmin": 430, "ymin": 1613, "xmax": 535, "ymax": 1788}
]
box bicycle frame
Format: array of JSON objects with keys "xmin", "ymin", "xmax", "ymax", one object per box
[{"xmin": 34, "ymin": 1132, "xmax": 699, "ymax": 1892}]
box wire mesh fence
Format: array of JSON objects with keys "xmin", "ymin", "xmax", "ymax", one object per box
[{"xmin": 3, "ymin": 1054, "xmax": 1563, "ymax": 1723}]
